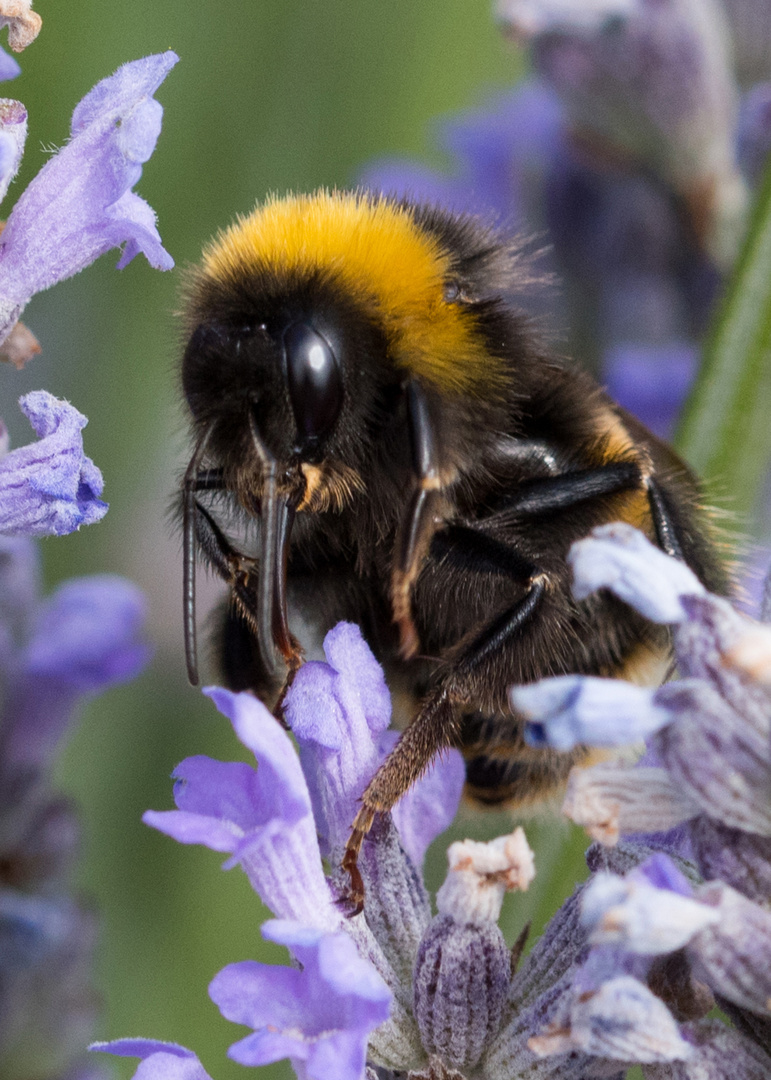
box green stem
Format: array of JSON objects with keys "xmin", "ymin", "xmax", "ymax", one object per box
[{"xmin": 675, "ymin": 163, "xmax": 771, "ymax": 527}]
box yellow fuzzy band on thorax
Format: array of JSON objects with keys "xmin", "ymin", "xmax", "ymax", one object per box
[{"xmin": 200, "ymin": 189, "xmax": 506, "ymax": 395}]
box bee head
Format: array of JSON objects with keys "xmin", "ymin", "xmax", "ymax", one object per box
[{"xmin": 181, "ymin": 189, "xmax": 534, "ymax": 509}]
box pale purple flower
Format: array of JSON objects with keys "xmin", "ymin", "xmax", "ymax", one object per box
[
  {"xmin": 498, "ymin": 0, "xmax": 745, "ymax": 267},
  {"xmin": 0, "ymin": 51, "xmax": 177, "ymax": 345},
  {"xmin": 510, "ymin": 525, "xmax": 771, "ymax": 1069},
  {"xmin": 737, "ymin": 81, "xmax": 771, "ymax": 181},
  {"xmin": 0, "ymin": 536, "xmax": 149, "ymax": 815},
  {"xmin": 0, "ymin": 535, "xmax": 150, "ymax": 1080},
  {"xmin": 285, "ymin": 620, "xmax": 393, "ymax": 855},
  {"xmin": 91, "ymin": 1040, "xmax": 214, "ymax": 1080},
  {"xmin": 210, "ymin": 920, "xmax": 391, "ymax": 1079},
  {"xmin": 143, "ymin": 685, "xmax": 342, "ymax": 933},
  {"xmin": 514, "ymin": 673, "xmax": 672, "ymax": 750},
  {"xmin": 0, "ymin": 47, "xmax": 20, "ymax": 81},
  {"xmin": 604, "ymin": 342, "xmax": 698, "ymax": 438},
  {"xmin": 0, "ymin": 391, "xmax": 107, "ymax": 537}
]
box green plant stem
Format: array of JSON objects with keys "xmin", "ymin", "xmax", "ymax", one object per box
[{"xmin": 675, "ymin": 163, "xmax": 771, "ymax": 526}]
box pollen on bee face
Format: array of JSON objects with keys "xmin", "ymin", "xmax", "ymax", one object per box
[{"xmin": 199, "ymin": 189, "xmax": 507, "ymax": 396}]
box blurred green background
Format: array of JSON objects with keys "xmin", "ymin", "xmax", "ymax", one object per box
[{"xmin": 0, "ymin": 4, "xmax": 595, "ymax": 1078}]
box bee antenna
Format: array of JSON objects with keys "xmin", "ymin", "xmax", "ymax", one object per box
[{"xmin": 183, "ymin": 425, "xmax": 214, "ymax": 685}]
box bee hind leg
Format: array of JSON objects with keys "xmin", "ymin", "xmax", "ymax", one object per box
[{"xmin": 342, "ymin": 575, "xmax": 548, "ymax": 912}]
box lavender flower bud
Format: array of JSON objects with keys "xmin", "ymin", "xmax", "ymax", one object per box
[
  {"xmin": 563, "ymin": 761, "xmax": 699, "ymax": 844},
  {"xmin": 653, "ymin": 681, "xmax": 771, "ymax": 836},
  {"xmin": 413, "ymin": 914, "xmax": 511, "ymax": 1070},
  {"xmin": 644, "ymin": 1018, "xmax": 771, "ymax": 1079},
  {"xmin": 528, "ymin": 975, "xmax": 691, "ymax": 1063},
  {"xmin": 687, "ymin": 881, "xmax": 771, "ymax": 1016},
  {"xmin": 357, "ymin": 814, "xmax": 431, "ymax": 988},
  {"xmin": 689, "ymin": 815, "xmax": 771, "ymax": 902},
  {"xmin": 413, "ymin": 832, "xmax": 532, "ymax": 1070}
]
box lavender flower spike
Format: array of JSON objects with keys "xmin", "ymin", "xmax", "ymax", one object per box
[
  {"xmin": 0, "ymin": 391, "xmax": 107, "ymax": 536},
  {"xmin": 0, "ymin": 51, "xmax": 177, "ymax": 345}
]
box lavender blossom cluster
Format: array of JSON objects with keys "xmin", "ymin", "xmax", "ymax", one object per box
[
  {"xmin": 363, "ymin": 0, "xmax": 771, "ymax": 441},
  {"xmin": 0, "ymin": 10, "xmax": 175, "ymax": 1077},
  {"xmin": 95, "ymin": 525, "xmax": 771, "ymax": 1079}
]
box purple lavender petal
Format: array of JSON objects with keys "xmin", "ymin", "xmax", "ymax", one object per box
[
  {"xmin": 654, "ymin": 679, "xmax": 771, "ymax": 836},
  {"xmin": 513, "ymin": 673, "xmax": 670, "ymax": 750},
  {"xmin": 557, "ymin": 975, "xmax": 691, "ymax": 1062},
  {"xmin": 0, "ymin": 392, "xmax": 107, "ymax": 537},
  {"xmin": 0, "ymin": 47, "xmax": 20, "ymax": 82},
  {"xmin": 689, "ymin": 815, "xmax": 771, "ymax": 903},
  {"xmin": 210, "ymin": 919, "xmax": 391, "ymax": 1080},
  {"xmin": 604, "ymin": 341, "xmax": 698, "ymax": 438},
  {"xmin": 205, "ymin": 686, "xmax": 315, "ymax": 819},
  {"xmin": 0, "ymin": 99, "xmax": 27, "ymax": 204},
  {"xmin": 144, "ymin": 689, "xmax": 340, "ymax": 930},
  {"xmin": 0, "ymin": 52, "xmax": 176, "ymax": 342},
  {"xmin": 90, "ymin": 1040, "xmax": 214, "ymax": 1080},
  {"xmin": 581, "ymin": 871, "xmax": 718, "ymax": 954},
  {"xmin": 569, "ymin": 523, "xmax": 705, "ymax": 621},
  {"xmin": 0, "ymin": 574, "xmax": 149, "ymax": 780},
  {"xmin": 737, "ymin": 82, "xmax": 771, "ymax": 183},
  {"xmin": 688, "ymin": 881, "xmax": 771, "ymax": 1016},
  {"xmin": 286, "ymin": 622, "xmax": 391, "ymax": 852},
  {"xmin": 384, "ymin": 730, "xmax": 465, "ymax": 869},
  {"xmin": 22, "ymin": 576, "xmax": 149, "ymax": 689},
  {"xmin": 632, "ymin": 853, "xmax": 694, "ymax": 896}
]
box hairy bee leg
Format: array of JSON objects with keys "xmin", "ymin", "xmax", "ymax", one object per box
[
  {"xmin": 646, "ymin": 477, "xmax": 685, "ymax": 560},
  {"xmin": 191, "ymin": 500, "xmax": 273, "ymax": 650},
  {"xmin": 194, "ymin": 500, "xmax": 303, "ymax": 703},
  {"xmin": 392, "ymin": 381, "xmax": 449, "ymax": 659},
  {"xmin": 344, "ymin": 688, "xmax": 458, "ymax": 914},
  {"xmin": 343, "ymin": 578, "xmax": 547, "ymax": 907}
]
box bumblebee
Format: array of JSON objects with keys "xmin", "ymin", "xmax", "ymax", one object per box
[{"xmin": 180, "ymin": 189, "xmax": 726, "ymax": 907}]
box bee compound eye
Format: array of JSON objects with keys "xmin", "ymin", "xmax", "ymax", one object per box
[{"xmin": 283, "ymin": 322, "xmax": 343, "ymax": 441}]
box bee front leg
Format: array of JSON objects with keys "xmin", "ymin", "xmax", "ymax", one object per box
[{"xmin": 192, "ymin": 500, "xmax": 303, "ymax": 709}]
